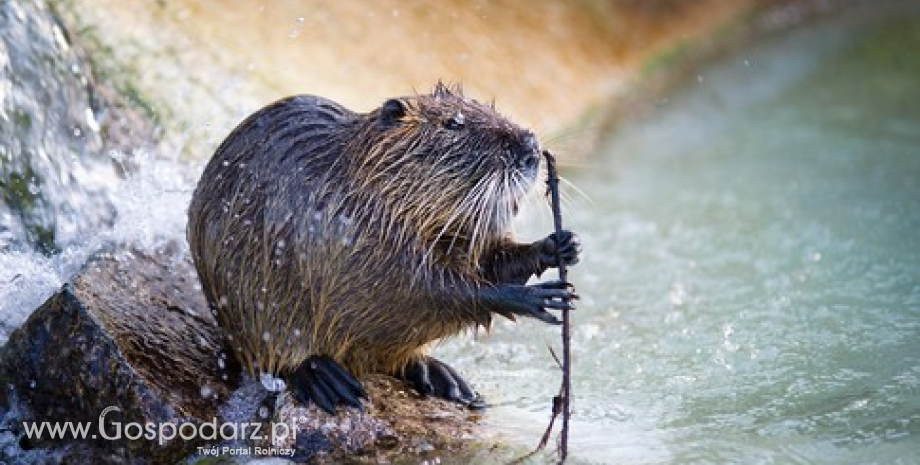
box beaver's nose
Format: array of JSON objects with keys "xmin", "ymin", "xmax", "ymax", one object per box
[
  {"xmin": 518, "ymin": 151, "xmax": 539, "ymax": 173},
  {"xmin": 514, "ymin": 132, "xmax": 540, "ymax": 172}
]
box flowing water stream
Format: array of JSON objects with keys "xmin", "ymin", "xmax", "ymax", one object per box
[
  {"xmin": 1, "ymin": 1, "xmax": 919, "ymax": 464},
  {"xmin": 435, "ymin": 2, "xmax": 920, "ymax": 463}
]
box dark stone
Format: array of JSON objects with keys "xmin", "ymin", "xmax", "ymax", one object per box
[
  {"xmin": 291, "ymin": 431, "xmax": 335, "ymax": 462},
  {"xmin": 0, "ymin": 245, "xmax": 479, "ymax": 463},
  {"xmin": 0, "ymin": 246, "xmax": 237, "ymax": 464}
]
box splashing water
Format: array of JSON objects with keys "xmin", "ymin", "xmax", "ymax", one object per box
[
  {"xmin": 0, "ymin": 0, "xmax": 195, "ymax": 343},
  {"xmin": 0, "ymin": 151, "xmax": 195, "ymax": 342}
]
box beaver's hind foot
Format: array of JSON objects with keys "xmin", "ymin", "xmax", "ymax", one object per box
[
  {"xmin": 290, "ymin": 355, "xmax": 367, "ymax": 415},
  {"xmin": 404, "ymin": 356, "xmax": 485, "ymax": 410}
]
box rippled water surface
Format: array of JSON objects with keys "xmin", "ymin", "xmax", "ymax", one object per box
[{"xmin": 436, "ymin": 3, "xmax": 920, "ymax": 463}]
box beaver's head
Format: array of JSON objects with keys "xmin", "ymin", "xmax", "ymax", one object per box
[{"xmin": 349, "ymin": 83, "xmax": 542, "ymax": 262}]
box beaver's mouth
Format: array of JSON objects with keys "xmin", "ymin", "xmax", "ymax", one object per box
[{"xmin": 508, "ymin": 166, "xmax": 537, "ymax": 216}]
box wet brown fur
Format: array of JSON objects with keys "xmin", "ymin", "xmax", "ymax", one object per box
[{"xmin": 188, "ymin": 84, "xmax": 542, "ymax": 378}]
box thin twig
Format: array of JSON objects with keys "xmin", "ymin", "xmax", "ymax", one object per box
[
  {"xmin": 544, "ymin": 149, "xmax": 572, "ymax": 463},
  {"xmin": 514, "ymin": 344, "xmax": 565, "ymax": 464}
]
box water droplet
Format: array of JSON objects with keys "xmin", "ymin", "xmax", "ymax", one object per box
[
  {"xmin": 669, "ymin": 283, "xmax": 687, "ymax": 307},
  {"xmin": 85, "ymin": 108, "xmax": 100, "ymax": 132},
  {"xmin": 289, "ymin": 18, "xmax": 304, "ymax": 38},
  {"xmin": 260, "ymin": 373, "xmax": 287, "ymax": 392}
]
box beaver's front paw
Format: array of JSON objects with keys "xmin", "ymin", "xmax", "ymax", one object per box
[
  {"xmin": 536, "ymin": 230, "xmax": 581, "ymax": 269},
  {"xmin": 484, "ymin": 280, "xmax": 578, "ymax": 324},
  {"xmin": 289, "ymin": 355, "xmax": 366, "ymax": 415},
  {"xmin": 403, "ymin": 356, "xmax": 484, "ymax": 409}
]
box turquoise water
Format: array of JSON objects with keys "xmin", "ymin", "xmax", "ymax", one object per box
[{"xmin": 437, "ymin": 3, "xmax": 920, "ymax": 463}]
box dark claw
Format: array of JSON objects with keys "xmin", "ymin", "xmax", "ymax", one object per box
[
  {"xmin": 289, "ymin": 355, "xmax": 366, "ymax": 415},
  {"xmin": 304, "ymin": 373, "xmax": 336, "ymax": 414},
  {"xmin": 404, "ymin": 356, "xmax": 485, "ymax": 410},
  {"xmin": 538, "ymin": 230, "xmax": 582, "ymax": 269},
  {"xmin": 313, "ymin": 356, "xmax": 367, "ymax": 405},
  {"xmin": 481, "ymin": 280, "xmax": 577, "ymax": 325},
  {"xmin": 408, "ymin": 358, "xmax": 433, "ymax": 394},
  {"xmin": 526, "ymin": 280, "xmax": 577, "ymax": 323}
]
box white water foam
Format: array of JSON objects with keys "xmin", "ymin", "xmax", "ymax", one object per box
[{"xmin": 0, "ymin": 151, "xmax": 200, "ymax": 344}]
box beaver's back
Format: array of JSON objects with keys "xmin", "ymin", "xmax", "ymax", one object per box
[{"xmin": 188, "ymin": 95, "xmax": 363, "ymax": 374}]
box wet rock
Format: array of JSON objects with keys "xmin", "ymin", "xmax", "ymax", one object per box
[
  {"xmin": 0, "ymin": 246, "xmax": 236, "ymax": 463},
  {"xmin": 0, "ymin": 246, "xmax": 478, "ymax": 463},
  {"xmin": 266, "ymin": 375, "xmax": 478, "ymax": 463}
]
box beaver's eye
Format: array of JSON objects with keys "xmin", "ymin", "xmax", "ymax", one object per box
[
  {"xmin": 443, "ymin": 112, "xmax": 464, "ymax": 131},
  {"xmin": 380, "ymin": 98, "xmax": 406, "ymax": 126}
]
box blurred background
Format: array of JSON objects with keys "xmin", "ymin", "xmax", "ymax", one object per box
[
  {"xmin": 48, "ymin": 0, "xmax": 763, "ymax": 160},
  {"xmin": 2, "ymin": 0, "xmax": 919, "ymax": 463}
]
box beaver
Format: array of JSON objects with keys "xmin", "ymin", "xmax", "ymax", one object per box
[{"xmin": 187, "ymin": 83, "xmax": 580, "ymax": 414}]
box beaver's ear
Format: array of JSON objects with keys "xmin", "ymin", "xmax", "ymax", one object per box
[{"xmin": 380, "ymin": 98, "xmax": 407, "ymax": 125}]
